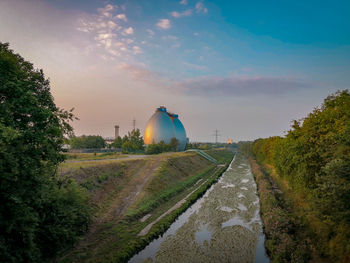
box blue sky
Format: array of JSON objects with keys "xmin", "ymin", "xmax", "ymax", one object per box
[{"xmin": 1, "ymin": 0, "xmax": 349, "ymax": 141}]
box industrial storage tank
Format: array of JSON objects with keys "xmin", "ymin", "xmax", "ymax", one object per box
[
  {"xmin": 144, "ymin": 106, "xmax": 187, "ymax": 151},
  {"xmin": 144, "ymin": 106, "xmax": 176, "ymax": 145},
  {"xmin": 168, "ymin": 114, "xmax": 187, "ymax": 151}
]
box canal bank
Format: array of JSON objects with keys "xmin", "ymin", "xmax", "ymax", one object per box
[
  {"xmin": 59, "ymin": 150, "xmax": 234, "ymax": 263},
  {"xmin": 130, "ymin": 152, "xmax": 269, "ymax": 263}
]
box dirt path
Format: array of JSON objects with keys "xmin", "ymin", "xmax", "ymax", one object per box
[
  {"xmin": 62, "ymin": 155, "xmax": 166, "ymax": 260},
  {"xmin": 107, "ymin": 156, "xmax": 164, "ymax": 221}
]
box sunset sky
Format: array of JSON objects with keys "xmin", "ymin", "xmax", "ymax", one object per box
[{"xmin": 1, "ymin": 0, "xmax": 349, "ymax": 142}]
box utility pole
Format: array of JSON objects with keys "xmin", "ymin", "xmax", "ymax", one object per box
[{"xmin": 213, "ymin": 129, "xmax": 221, "ymax": 144}]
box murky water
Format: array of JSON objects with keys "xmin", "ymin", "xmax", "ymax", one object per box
[{"xmin": 129, "ymin": 153, "xmax": 269, "ymax": 263}]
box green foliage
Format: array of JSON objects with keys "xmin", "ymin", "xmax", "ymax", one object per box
[
  {"xmin": 185, "ymin": 142, "xmax": 199, "ymax": 150},
  {"xmin": 69, "ymin": 135, "xmax": 106, "ymax": 149},
  {"xmin": 0, "ymin": 42, "xmax": 90, "ymax": 262},
  {"xmin": 110, "ymin": 136, "xmax": 123, "ymax": 148},
  {"xmin": 121, "ymin": 129, "xmax": 144, "ymax": 153},
  {"xmin": 168, "ymin": 137, "xmax": 179, "ymax": 151},
  {"xmin": 252, "ymin": 90, "xmax": 350, "ymax": 261},
  {"xmin": 36, "ymin": 180, "xmax": 91, "ymax": 258},
  {"xmin": 199, "ymin": 143, "xmax": 212, "ymax": 150},
  {"xmin": 146, "ymin": 138, "xmax": 179, "ymax": 154}
]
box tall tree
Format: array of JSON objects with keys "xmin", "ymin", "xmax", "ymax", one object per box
[{"xmin": 0, "ymin": 43, "xmax": 90, "ymax": 262}]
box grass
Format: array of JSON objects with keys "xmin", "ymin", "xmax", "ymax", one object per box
[
  {"xmin": 262, "ymin": 164, "xmax": 346, "ymax": 263},
  {"xmin": 124, "ymin": 165, "xmax": 215, "ymax": 220},
  {"xmin": 108, "ymin": 161, "xmax": 231, "ymax": 262},
  {"xmin": 249, "ymin": 157, "xmax": 312, "ymax": 263},
  {"xmin": 59, "ymin": 149, "xmax": 234, "ymax": 263},
  {"xmin": 63, "ymin": 152, "xmax": 124, "ymax": 160},
  {"xmin": 205, "ymin": 148, "xmax": 235, "ymax": 164}
]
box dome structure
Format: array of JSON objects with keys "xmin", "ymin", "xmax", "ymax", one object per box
[
  {"xmin": 168, "ymin": 114, "xmax": 187, "ymax": 151},
  {"xmin": 144, "ymin": 106, "xmax": 187, "ymax": 151},
  {"xmin": 144, "ymin": 106, "xmax": 176, "ymax": 145}
]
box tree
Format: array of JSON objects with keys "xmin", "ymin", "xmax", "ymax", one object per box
[
  {"xmin": 121, "ymin": 129, "xmax": 144, "ymax": 153},
  {"xmin": 252, "ymin": 90, "xmax": 350, "ymax": 260},
  {"xmin": 0, "ymin": 43, "xmax": 90, "ymax": 262},
  {"xmin": 111, "ymin": 136, "xmax": 123, "ymax": 148},
  {"xmin": 169, "ymin": 137, "xmax": 179, "ymax": 152},
  {"xmin": 69, "ymin": 135, "xmax": 106, "ymax": 149}
]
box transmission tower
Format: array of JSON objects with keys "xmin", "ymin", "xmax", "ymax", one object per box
[{"xmin": 213, "ymin": 129, "xmax": 221, "ymax": 144}]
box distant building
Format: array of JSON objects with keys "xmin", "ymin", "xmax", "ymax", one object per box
[
  {"xmin": 227, "ymin": 138, "xmax": 233, "ymax": 144},
  {"xmin": 115, "ymin": 125, "xmax": 119, "ymax": 138},
  {"xmin": 104, "ymin": 138, "xmax": 114, "ymax": 145}
]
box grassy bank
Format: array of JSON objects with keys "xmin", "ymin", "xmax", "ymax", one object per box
[
  {"xmin": 249, "ymin": 157, "xmax": 311, "ymax": 263},
  {"xmin": 63, "ymin": 152, "xmax": 124, "ymax": 161},
  {"xmin": 115, "ymin": 161, "xmax": 231, "ymax": 262},
  {"xmin": 59, "ymin": 149, "xmax": 234, "ymax": 263}
]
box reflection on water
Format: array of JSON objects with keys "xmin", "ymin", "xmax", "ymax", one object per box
[
  {"xmin": 129, "ymin": 153, "xmax": 269, "ymax": 263},
  {"xmin": 195, "ymin": 224, "xmax": 212, "ymax": 245}
]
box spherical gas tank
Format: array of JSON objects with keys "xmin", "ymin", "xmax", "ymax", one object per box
[
  {"xmin": 144, "ymin": 107, "xmax": 175, "ymax": 145},
  {"xmin": 170, "ymin": 114, "xmax": 187, "ymax": 151}
]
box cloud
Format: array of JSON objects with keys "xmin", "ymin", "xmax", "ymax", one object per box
[
  {"xmin": 97, "ymin": 4, "xmax": 117, "ymax": 17},
  {"xmin": 132, "ymin": 46, "xmax": 142, "ymax": 54},
  {"xmin": 117, "ymin": 63, "xmax": 155, "ymax": 81},
  {"xmin": 195, "ymin": 2, "xmax": 208, "ymax": 14},
  {"xmin": 146, "ymin": 29, "xmax": 155, "ymax": 37},
  {"xmin": 170, "ymin": 9, "xmax": 192, "ymax": 18},
  {"xmin": 115, "ymin": 14, "xmax": 127, "ymax": 22},
  {"xmin": 77, "ymin": 4, "xmax": 141, "ymax": 60},
  {"xmin": 107, "ymin": 20, "xmax": 118, "ymax": 29},
  {"xmin": 174, "ymin": 76, "xmax": 311, "ymax": 96},
  {"xmin": 123, "ymin": 27, "xmax": 134, "ymax": 35},
  {"xmin": 156, "ymin": 19, "xmax": 171, "ymax": 30},
  {"xmin": 180, "ymin": 0, "xmax": 188, "ymax": 5}
]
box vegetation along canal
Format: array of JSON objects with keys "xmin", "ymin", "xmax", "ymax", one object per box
[{"xmin": 129, "ymin": 152, "xmax": 269, "ymax": 263}]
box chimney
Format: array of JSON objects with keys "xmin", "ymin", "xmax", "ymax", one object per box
[{"xmin": 114, "ymin": 125, "xmax": 119, "ymax": 139}]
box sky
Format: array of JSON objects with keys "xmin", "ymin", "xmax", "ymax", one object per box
[{"xmin": 1, "ymin": 0, "xmax": 349, "ymax": 142}]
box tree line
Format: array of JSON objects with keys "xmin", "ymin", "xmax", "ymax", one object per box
[
  {"xmin": 252, "ymin": 90, "xmax": 350, "ymax": 261},
  {"xmin": 67, "ymin": 129, "xmax": 182, "ymax": 154}
]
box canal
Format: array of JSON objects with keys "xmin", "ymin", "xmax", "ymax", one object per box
[{"xmin": 129, "ymin": 152, "xmax": 269, "ymax": 263}]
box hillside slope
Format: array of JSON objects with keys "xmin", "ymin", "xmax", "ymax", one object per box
[{"xmin": 58, "ymin": 149, "xmax": 233, "ymax": 262}]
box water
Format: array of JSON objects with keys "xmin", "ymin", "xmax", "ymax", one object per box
[{"xmin": 129, "ymin": 153, "xmax": 269, "ymax": 263}]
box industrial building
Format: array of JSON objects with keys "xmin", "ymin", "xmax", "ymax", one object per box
[{"xmin": 144, "ymin": 106, "xmax": 187, "ymax": 151}]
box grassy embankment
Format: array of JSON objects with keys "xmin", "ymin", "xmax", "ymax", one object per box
[
  {"xmin": 59, "ymin": 149, "xmax": 234, "ymax": 263},
  {"xmin": 249, "ymin": 157, "xmax": 311, "ymax": 263},
  {"xmin": 63, "ymin": 152, "xmax": 126, "ymax": 161}
]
